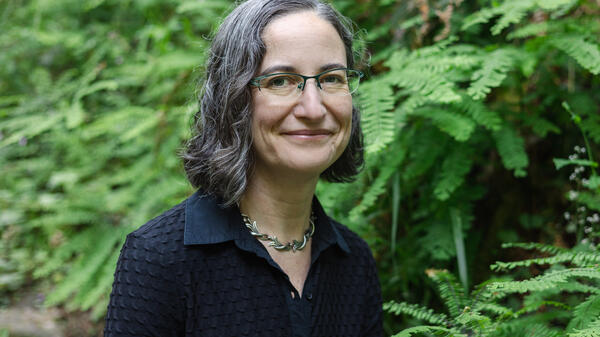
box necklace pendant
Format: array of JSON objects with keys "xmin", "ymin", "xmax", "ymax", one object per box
[{"xmin": 240, "ymin": 211, "xmax": 315, "ymax": 253}]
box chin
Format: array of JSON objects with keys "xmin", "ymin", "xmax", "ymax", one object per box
[{"xmin": 280, "ymin": 155, "xmax": 339, "ymax": 176}]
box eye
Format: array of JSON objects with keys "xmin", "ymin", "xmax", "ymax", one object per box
[
  {"xmin": 320, "ymin": 72, "xmax": 347, "ymax": 86},
  {"xmin": 264, "ymin": 75, "xmax": 299, "ymax": 89}
]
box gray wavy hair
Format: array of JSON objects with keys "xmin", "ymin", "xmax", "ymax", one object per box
[{"xmin": 182, "ymin": 0, "xmax": 364, "ymax": 206}]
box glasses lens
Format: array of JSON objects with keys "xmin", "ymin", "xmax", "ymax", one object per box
[
  {"xmin": 319, "ymin": 69, "xmax": 361, "ymax": 96},
  {"xmin": 259, "ymin": 74, "xmax": 303, "ymax": 96},
  {"xmin": 346, "ymin": 70, "xmax": 361, "ymax": 94}
]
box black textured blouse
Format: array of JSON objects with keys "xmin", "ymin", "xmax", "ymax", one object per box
[{"xmin": 104, "ymin": 191, "xmax": 383, "ymax": 337}]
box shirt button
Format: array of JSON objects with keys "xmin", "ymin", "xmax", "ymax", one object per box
[{"xmin": 306, "ymin": 293, "xmax": 313, "ymax": 301}]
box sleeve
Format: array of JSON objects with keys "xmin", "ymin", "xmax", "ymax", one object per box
[
  {"xmin": 361, "ymin": 249, "xmax": 384, "ymax": 337},
  {"xmin": 104, "ymin": 234, "xmax": 185, "ymax": 337}
]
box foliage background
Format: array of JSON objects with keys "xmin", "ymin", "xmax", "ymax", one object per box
[{"xmin": 1, "ymin": 0, "xmax": 599, "ymax": 335}]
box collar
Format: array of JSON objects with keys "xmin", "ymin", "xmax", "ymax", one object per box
[{"xmin": 184, "ymin": 190, "xmax": 350, "ymax": 255}]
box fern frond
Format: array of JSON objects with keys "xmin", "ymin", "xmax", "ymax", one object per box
[
  {"xmin": 507, "ymin": 22, "xmax": 550, "ymax": 40},
  {"xmin": 402, "ymin": 127, "xmax": 447, "ymax": 180},
  {"xmin": 433, "ymin": 145, "xmax": 474, "ymax": 201},
  {"xmin": 490, "ymin": 1, "xmax": 534, "ymax": 36},
  {"xmin": 411, "ymin": 107, "xmax": 476, "ymax": 142},
  {"xmin": 426, "ymin": 269, "xmax": 467, "ymax": 318},
  {"xmin": 73, "ymin": 248, "xmax": 120, "ymax": 311},
  {"xmin": 44, "ymin": 226, "xmax": 121, "ymax": 306},
  {"xmin": 392, "ymin": 325, "xmax": 463, "ymax": 337},
  {"xmin": 455, "ymin": 310, "xmax": 492, "ymax": 333},
  {"xmin": 0, "ymin": 113, "xmax": 63, "ymax": 147},
  {"xmin": 450, "ymin": 95, "xmax": 502, "ymax": 131},
  {"xmin": 568, "ymin": 319, "xmax": 600, "ymax": 337},
  {"xmin": 33, "ymin": 226, "xmax": 104, "ymax": 278},
  {"xmin": 549, "ymin": 35, "xmax": 600, "ymax": 75},
  {"xmin": 568, "ymin": 295, "xmax": 600, "ymax": 332},
  {"xmin": 523, "ymin": 281, "xmax": 600, "ymax": 300},
  {"xmin": 359, "ymin": 79, "xmax": 397, "ymax": 154},
  {"xmin": 384, "ymin": 300, "xmax": 449, "ymax": 325},
  {"xmin": 535, "ymin": 0, "xmax": 578, "ymax": 11},
  {"xmin": 385, "ymin": 48, "xmax": 462, "ymax": 104},
  {"xmin": 461, "ymin": 6, "xmax": 503, "ymax": 32},
  {"xmin": 500, "ymin": 242, "xmax": 568, "ymax": 255},
  {"xmin": 491, "ymin": 252, "xmax": 600, "ymax": 271},
  {"xmin": 521, "ymin": 114, "xmax": 561, "ymax": 137},
  {"xmin": 473, "ymin": 302, "xmax": 513, "ymax": 317},
  {"xmin": 513, "ymin": 300, "xmax": 571, "ymax": 318},
  {"xmin": 348, "ymin": 145, "xmax": 406, "ymax": 221},
  {"xmin": 467, "ymin": 48, "xmax": 517, "ymax": 100},
  {"xmin": 520, "ymin": 323, "xmax": 565, "ymax": 337},
  {"xmin": 493, "ymin": 123, "xmax": 529, "ymax": 177},
  {"xmin": 487, "ymin": 268, "xmax": 600, "ymax": 294},
  {"xmin": 462, "ymin": 0, "xmax": 573, "ymax": 36},
  {"xmin": 495, "ymin": 319, "xmax": 564, "ymax": 337}
]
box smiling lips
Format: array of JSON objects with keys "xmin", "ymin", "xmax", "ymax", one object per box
[{"xmin": 282, "ymin": 129, "xmax": 333, "ymax": 139}]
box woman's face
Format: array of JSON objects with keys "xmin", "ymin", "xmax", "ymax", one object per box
[{"xmin": 250, "ymin": 10, "xmax": 353, "ymax": 180}]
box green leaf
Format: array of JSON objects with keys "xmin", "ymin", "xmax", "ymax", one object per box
[
  {"xmin": 493, "ymin": 124, "xmax": 529, "ymax": 177},
  {"xmin": 359, "ymin": 80, "xmax": 397, "ymax": 154},
  {"xmin": 553, "ymin": 158, "xmax": 598, "ymax": 170},
  {"xmin": 550, "ymin": 35, "xmax": 600, "ymax": 75},
  {"xmin": 413, "ymin": 108, "xmax": 476, "ymax": 142},
  {"xmin": 392, "ymin": 325, "xmax": 459, "ymax": 337},
  {"xmin": 468, "ymin": 48, "xmax": 517, "ymax": 100},
  {"xmin": 66, "ymin": 101, "xmax": 85, "ymax": 129},
  {"xmin": 434, "ymin": 147, "xmax": 473, "ymax": 201},
  {"xmin": 568, "ymin": 295, "xmax": 600, "ymax": 332}
]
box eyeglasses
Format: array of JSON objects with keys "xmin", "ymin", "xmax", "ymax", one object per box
[{"xmin": 249, "ymin": 68, "xmax": 363, "ymax": 99}]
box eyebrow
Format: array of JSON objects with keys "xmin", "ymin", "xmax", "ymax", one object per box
[{"xmin": 258, "ymin": 62, "xmax": 347, "ymax": 76}]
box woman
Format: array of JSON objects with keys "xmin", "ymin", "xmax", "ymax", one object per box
[{"xmin": 104, "ymin": 0, "xmax": 382, "ymax": 336}]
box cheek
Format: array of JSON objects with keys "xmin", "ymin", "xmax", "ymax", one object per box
[
  {"xmin": 251, "ymin": 94, "xmax": 274, "ymax": 135},
  {"xmin": 338, "ymin": 100, "xmax": 353, "ymax": 135}
]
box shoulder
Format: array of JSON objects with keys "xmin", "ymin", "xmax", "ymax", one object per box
[
  {"xmin": 124, "ymin": 200, "xmax": 186, "ymax": 256},
  {"xmin": 329, "ymin": 217, "xmax": 376, "ymax": 261}
]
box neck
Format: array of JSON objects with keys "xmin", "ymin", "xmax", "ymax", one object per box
[{"xmin": 240, "ymin": 167, "xmax": 318, "ymax": 243}]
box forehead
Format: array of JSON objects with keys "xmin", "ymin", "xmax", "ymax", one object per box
[{"xmin": 259, "ymin": 11, "xmax": 347, "ymax": 73}]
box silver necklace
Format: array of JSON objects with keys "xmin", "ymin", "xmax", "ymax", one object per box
[{"xmin": 240, "ymin": 212, "xmax": 315, "ymax": 252}]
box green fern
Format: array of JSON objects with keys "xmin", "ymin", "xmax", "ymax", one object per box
[
  {"xmin": 384, "ymin": 301, "xmax": 449, "ymax": 325},
  {"xmin": 384, "ymin": 44, "xmax": 463, "ymax": 105},
  {"xmin": 521, "ymin": 114, "xmax": 561, "ymax": 137},
  {"xmin": 390, "ymin": 240, "xmax": 600, "ymax": 336},
  {"xmin": 411, "ymin": 107, "xmax": 476, "ymax": 142},
  {"xmin": 391, "ymin": 325, "xmax": 460, "ymax": 337},
  {"xmin": 44, "ymin": 226, "xmax": 121, "ymax": 306},
  {"xmin": 549, "ymin": 35, "xmax": 600, "ymax": 75},
  {"xmin": 568, "ymin": 319, "xmax": 600, "ymax": 337},
  {"xmin": 450, "ymin": 94, "xmax": 502, "ymax": 132},
  {"xmin": 359, "ymin": 79, "xmax": 397, "ymax": 154},
  {"xmin": 500, "ymin": 242, "xmax": 568, "ymax": 255},
  {"xmin": 507, "ymin": 22, "xmax": 550, "ymax": 40},
  {"xmin": 349, "ymin": 144, "xmax": 406, "ymax": 221},
  {"xmin": 467, "ymin": 48, "xmax": 518, "ymax": 100},
  {"xmin": 491, "ymin": 252, "xmax": 600, "ymax": 271},
  {"xmin": 433, "ymin": 145, "xmax": 474, "ymax": 201},
  {"xmin": 493, "ymin": 123, "xmax": 529, "ymax": 177},
  {"xmin": 426, "ymin": 269, "xmax": 467, "ymax": 319},
  {"xmin": 567, "ymin": 295, "xmax": 600, "ymax": 332},
  {"xmin": 462, "ymin": 0, "xmax": 574, "ymax": 36},
  {"xmin": 490, "ymin": 1, "xmax": 533, "ymax": 36},
  {"xmin": 487, "ymin": 268, "xmax": 600, "ymax": 294}
]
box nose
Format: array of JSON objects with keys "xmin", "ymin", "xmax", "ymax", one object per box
[{"xmin": 294, "ymin": 78, "xmax": 326, "ymax": 120}]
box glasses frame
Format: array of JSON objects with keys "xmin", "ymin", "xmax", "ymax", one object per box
[{"xmin": 249, "ymin": 67, "xmax": 364, "ymax": 96}]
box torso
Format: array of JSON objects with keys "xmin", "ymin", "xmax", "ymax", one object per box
[{"xmin": 261, "ymin": 241, "xmax": 312, "ymax": 296}]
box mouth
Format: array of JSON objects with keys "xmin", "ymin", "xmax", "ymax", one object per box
[{"xmin": 282, "ymin": 129, "xmax": 333, "ymax": 137}]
